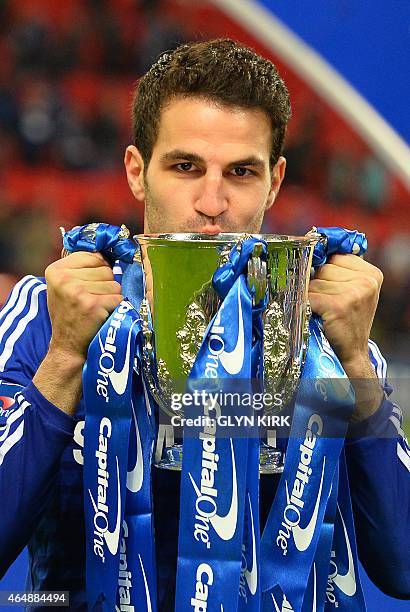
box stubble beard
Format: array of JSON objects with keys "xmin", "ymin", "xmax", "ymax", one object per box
[{"xmin": 143, "ymin": 182, "xmax": 267, "ymax": 235}]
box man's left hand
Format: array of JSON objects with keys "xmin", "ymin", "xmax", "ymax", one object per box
[{"xmin": 308, "ymin": 254, "xmax": 384, "ymax": 420}]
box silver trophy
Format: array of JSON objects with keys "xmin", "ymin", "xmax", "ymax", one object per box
[{"xmin": 135, "ymin": 232, "xmax": 321, "ymax": 473}]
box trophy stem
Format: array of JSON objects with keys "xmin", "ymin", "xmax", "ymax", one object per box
[{"xmin": 154, "ymin": 439, "xmax": 285, "ymax": 474}]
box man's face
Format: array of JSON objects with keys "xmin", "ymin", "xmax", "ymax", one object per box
[{"xmin": 125, "ymin": 97, "xmax": 286, "ymax": 234}]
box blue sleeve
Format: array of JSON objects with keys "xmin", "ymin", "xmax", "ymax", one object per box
[
  {"xmin": 345, "ymin": 341, "xmax": 410, "ymax": 599},
  {"xmin": 0, "ymin": 276, "xmax": 76, "ymax": 577}
]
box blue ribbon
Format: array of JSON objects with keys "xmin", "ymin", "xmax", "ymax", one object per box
[
  {"xmin": 63, "ymin": 224, "xmax": 157, "ymax": 611},
  {"xmin": 63, "ymin": 223, "xmax": 137, "ymax": 266},
  {"xmin": 301, "ymin": 462, "xmax": 340, "ymax": 612},
  {"xmin": 117, "ymin": 372, "xmax": 157, "ymax": 612},
  {"xmin": 83, "ymin": 300, "xmax": 141, "ymax": 610},
  {"xmin": 324, "ymin": 455, "xmax": 366, "ymax": 611},
  {"xmin": 260, "ymin": 226, "xmax": 368, "ymax": 611},
  {"xmin": 175, "ymin": 238, "xmax": 266, "ymax": 611},
  {"xmin": 314, "ymin": 227, "xmax": 367, "ymax": 611},
  {"xmin": 260, "ymin": 318, "xmax": 356, "ymax": 610},
  {"xmin": 116, "ymin": 264, "xmax": 158, "ymax": 612},
  {"xmin": 239, "ymin": 435, "xmax": 261, "ymax": 611},
  {"xmin": 312, "ymin": 227, "xmax": 367, "ymax": 267}
]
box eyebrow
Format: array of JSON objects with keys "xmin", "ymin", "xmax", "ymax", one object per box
[
  {"xmin": 159, "ymin": 149, "xmax": 266, "ymax": 169},
  {"xmin": 160, "ymin": 150, "xmax": 204, "ymax": 164},
  {"xmin": 229, "ymin": 157, "xmax": 266, "ymax": 170}
]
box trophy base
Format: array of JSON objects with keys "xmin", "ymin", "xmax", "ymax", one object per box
[{"xmin": 154, "ymin": 442, "xmax": 284, "ymax": 474}]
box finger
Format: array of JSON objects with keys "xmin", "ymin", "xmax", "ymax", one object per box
[
  {"xmin": 326, "ymin": 254, "xmax": 366, "ymax": 270},
  {"xmin": 66, "ymin": 267, "xmax": 115, "ymax": 282},
  {"xmin": 66, "ymin": 280, "xmax": 122, "ymax": 296},
  {"xmin": 314, "ymin": 263, "xmax": 358, "ymax": 282},
  {"xmin": 309, "ymin": 277, "xmax": 379, "ymax": 296},
  {"xmin": 327, "ymin": 254, "xmax": 382, "ymax": 280},
  {"xmin": 309, "ymin": 279, "xmax": 348, "ymax": 295},
  {"xmin": 62, "ymin": 251, "xmax": 110, "ymax": 269}
]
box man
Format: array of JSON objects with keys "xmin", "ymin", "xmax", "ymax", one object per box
[{"xmin": 0, "ymin": 39, "xmax": 408, "ymax": 610}]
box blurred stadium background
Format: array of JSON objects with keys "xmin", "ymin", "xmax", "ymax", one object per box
[{"xmin": 0, "ymin": 0, "xmax": 409, "ymax": 609}]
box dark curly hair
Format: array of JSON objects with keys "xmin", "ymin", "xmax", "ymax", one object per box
[{"xmin": 132, "ymin": 38, "xmax": 291, "ymax": 168}]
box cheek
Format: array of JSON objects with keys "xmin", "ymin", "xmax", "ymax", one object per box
[
  {"xmin": 148, "ymin": 182, "xmax": 192, "ymax": 219},
  {"xmin": 237, "ymin": 187, "xmax": 269, "ymax": 218}
]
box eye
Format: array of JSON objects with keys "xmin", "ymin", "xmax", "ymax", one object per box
[
  {"xmin": 176, "ymin": 162, "xmax": 194, "ymax": 172},
  {"xmin": 231, "ymin": 167, "xmax": 252, "ymax": 177}
]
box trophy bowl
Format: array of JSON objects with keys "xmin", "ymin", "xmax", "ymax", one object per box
[{"xmin": 134, "ymin": 232, "xmax": 320, "ymax": 473}]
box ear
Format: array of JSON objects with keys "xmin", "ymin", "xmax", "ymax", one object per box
[
  {"xmin": 124, "ymin": 145, "xmax": 146, "ymax": 202},
  {"xmin": 265, "ymin": 156, "xmax": 286, "ymax": 211}
]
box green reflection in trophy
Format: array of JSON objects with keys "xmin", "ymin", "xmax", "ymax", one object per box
[{"xmin": 135, "ymin": 232, "xmax": 320, "ymax": 473}]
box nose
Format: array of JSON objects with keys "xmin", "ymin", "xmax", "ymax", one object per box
[{"xmin": 194, "ymin": 172, "xmax": 228, "ymax": 219}]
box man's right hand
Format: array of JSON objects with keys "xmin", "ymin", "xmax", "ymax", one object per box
[
  {"xmin": 33, "ymin": 252, "xmax": 123, "ymax": 417},
  {"xmin": 45, "ymin": 251, "xmax": 123, "ymax": 360}
]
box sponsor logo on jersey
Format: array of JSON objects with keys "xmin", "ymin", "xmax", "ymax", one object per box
[
  {"xmin": 0, "ymin": 396, "xmax": 15, "ymax": 413},
  {"xmin": 191, "ymin": 563, "xmax": 213, "ymax": 611},
  {"xmin": 0, "ymin": 385, "xmax": 24, "ymax": 420},
  {"xmin": 276, "ymin": 414, "xmax": 324, "ymax": 556}
]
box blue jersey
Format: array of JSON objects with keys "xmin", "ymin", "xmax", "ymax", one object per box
[{"xmin": 0, "ymin": 271, "xmax": 409, "ymax": 610}]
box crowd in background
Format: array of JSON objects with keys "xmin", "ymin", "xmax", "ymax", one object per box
[{"xmin": 0, "ymin": 0, "xmax": 409, "ymax": 365}]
